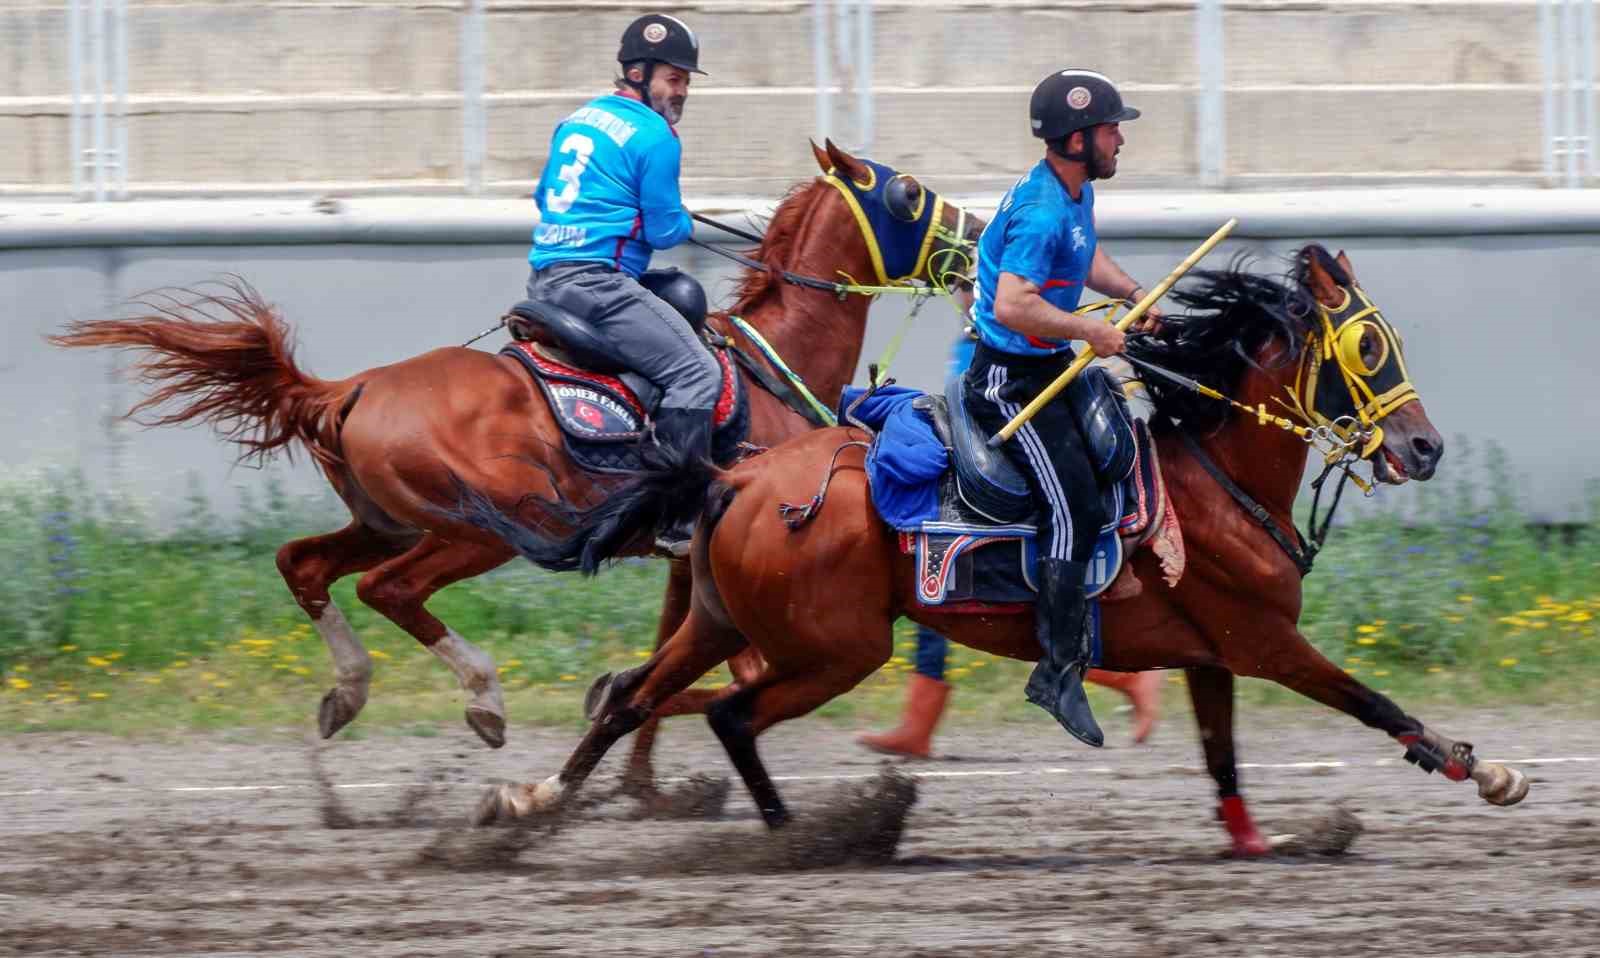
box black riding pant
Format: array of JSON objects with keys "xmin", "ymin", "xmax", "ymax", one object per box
[
  {"xmin": 962, "ymin": 343, "xmax": 1105, "ymax": 564},
  {"xmin": 525, "ymin": 262, "xmax": 720, "ymax": 413}
]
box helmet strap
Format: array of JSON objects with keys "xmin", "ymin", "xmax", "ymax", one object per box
[
  {"xmin": 623, "ymin": 61, "xmax": 655, "ymax": 107},
  {"xmin": 1050, "ymin": 129, "xmax": 1106, "ymax": 178}
]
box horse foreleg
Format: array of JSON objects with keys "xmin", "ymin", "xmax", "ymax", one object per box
[
  {"xmin": 707, "ymin": 648, "xmax": 885, "ymax": 830},
  {"xmin": 276, "ymin": 523, "xmax": 408, "ymax": 739},
  {"xmin": 476, "ymin": 606, "xmax": 747, "ymax": 825},
  {"xmin": 1184, "ymin": 666, "xmax": 1270, "ymax": 857},
  {"xmin": 354, "ymin": 535, "xmax": 513, "ymax": 748},
  {"xmin": 1245, "ymin": 630, "xmax": 1530, "ymax": 809}
]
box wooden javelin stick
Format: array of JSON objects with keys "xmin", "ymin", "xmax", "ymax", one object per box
[{"xmin": 985, "ymin": 217, "xmax": 1239, "ymax": 448}]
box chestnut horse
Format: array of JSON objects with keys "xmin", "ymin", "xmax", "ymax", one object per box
[
  {"xmin": 469, "ymin": 246, "xmax": 1531, "ymax": 854},
  {"xmin": 49, "ymin": 141, "xmax": 983, "ymax": 775}
]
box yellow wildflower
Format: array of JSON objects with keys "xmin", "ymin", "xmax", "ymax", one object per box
[
  {"xmin": 87, "ymin": 656, "xmax": 111, "ymax": 667},
  {"xmin": 1356, "ymin": 637, "xmax": 1377, "ymax": 646},
  {"xmin": 1356, "ymin": 624, "xmax": 1380, "ymax": 635},
  {"xmin": 89, "ymin": 692, "xmax": 108, "ymax": 700},
  {"xmin": 1373, "ymin": 670, "xmax": 1390, "ymax": 677},
  {"xmin": 291, "ymin": 666, "xmax": 311, "ymax": 676},
  {"xmin": 7, "ymin": 677, "xmax": 32, "ymax": 691},
  {"xmin": 1456, "ymin": 595, "xmax": 1475, "ymax": 604},
  {"xmin": 369, "ymin": 650, "xmax": 391, "ymax": 660},
  {"xmin": 560, "ymin": 674, "xmax": 577, "ymax": 682},
  {"xmin": 1498, "ymin": 657, "xmax": 1518, "ymax": 668},
  {"xmin": 59, "ymin": 644, "xmax": 78, "ymax": 652},
  {"xmin": 1486, "ymin": 575, "xmax": 1505, "ymax": 582}
]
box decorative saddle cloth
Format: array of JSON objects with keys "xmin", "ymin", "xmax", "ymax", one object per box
[
  {"xmin": 845, "ymin": 370, "xmax": 1185, "ymax": 617},
  {"xmin": 500, "ymin": 342, "xmax": 750, "ymax": 475}
]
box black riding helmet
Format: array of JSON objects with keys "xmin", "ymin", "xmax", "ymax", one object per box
[
  {"xmin": 1029, "ymin": 70, "xmax": 1139, "ymax": 170},
  {"xmin": 617, "ymin": 13, "xmax": 706, "ymax": 103}
]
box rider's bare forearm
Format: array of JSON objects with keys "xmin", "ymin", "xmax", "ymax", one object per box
[{"xmin": 1087, "ymin": 246, "xmax": 1142, "ymax": 301}]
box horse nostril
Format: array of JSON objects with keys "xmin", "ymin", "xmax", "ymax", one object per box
[{"xmin": 1412, "ymin": 435, "xmax": 1439, "ymax": 462}]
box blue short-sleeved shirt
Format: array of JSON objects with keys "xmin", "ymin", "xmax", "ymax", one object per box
[
  {"xmin": 529, "ymin": 94, "xmax": 693, "ymax": 278},
  {"xmin": 970, "ymin": 160, "xmax": 1097, "ymax": 356}
]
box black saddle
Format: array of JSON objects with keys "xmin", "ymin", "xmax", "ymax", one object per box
[
  {"xmin": 506, "ymin": 267, "xmax": 709, "ymax": 376},
  {"xmin": 917, "ymin": 367, "xmax": 1139, "ymax": 525}
]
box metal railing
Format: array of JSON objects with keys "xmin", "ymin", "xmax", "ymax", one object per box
[{"xmin": 42, "ymin": 0, "xmax": 1600, "ymax": 199}]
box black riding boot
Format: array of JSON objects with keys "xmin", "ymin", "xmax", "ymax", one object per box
[
  {"xmin": 1024, "ymin": 558, "xmax": 1104, "ymax": 748},
  {"xmin": 646, "ymin": 407, "xmax": 714, "ymax": 558}
]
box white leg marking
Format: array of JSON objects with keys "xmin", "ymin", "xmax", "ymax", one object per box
[
  {"xmin": 430, "ymin": 629, "xmax": 506, "ymax": 718},
  {"xmin": 316, "ymin": 604, "xmax": 372, "ymax": 703}
]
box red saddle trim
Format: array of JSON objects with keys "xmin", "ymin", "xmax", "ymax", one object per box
[{"xmin": 505, "ymin": 342, "xmax": 739, "ymax": 427}]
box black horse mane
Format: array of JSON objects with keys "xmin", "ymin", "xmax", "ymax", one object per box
[{"xmin": 1125, "ymin": 244, "xmax": 1349, "ymax": 433}]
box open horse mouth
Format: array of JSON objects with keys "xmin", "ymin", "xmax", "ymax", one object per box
[{"xmin": 1372, "ymin": 444, "xmax": 1411, "ymax": 485}]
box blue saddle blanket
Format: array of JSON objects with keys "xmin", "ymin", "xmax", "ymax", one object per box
[{"xmin": 839, "ymin": 384, "xmax": 1160, "ymax": 607}]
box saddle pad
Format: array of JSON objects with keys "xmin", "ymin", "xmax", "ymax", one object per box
[{"xmin": 501, "ymin": 342, "xmax": 749, "ymax": 474}]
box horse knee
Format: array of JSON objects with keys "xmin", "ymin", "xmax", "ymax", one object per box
[{"xmin": 705, "ymin": 688, "xmax": 756, "ymax": 743}]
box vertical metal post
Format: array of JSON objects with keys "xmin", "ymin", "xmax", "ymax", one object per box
[
  {"xmin": 855, "ymin": 0, "xmax": 873, "ymax": 151},
  {"xmin": 68, "ymin": 0, "xmax": 85, "ymax": 199},
  {"xmin": 461, "ymin": 0, "xmax": 487, "ymax": 194},
  {"xmin": 1582, "ymin": 0, "xmax": 1596, "ymax": 180},
  {"xmin": 90, "ymin": 0, "xmax": 108, "ymax": 201},
  {"xmin": 1542, "ymin": 0, "xmax": 1560, "ymax": 183},
  {"xmin": 112, "ymin": 0, "xmax": 128, "ymax": 198},
  {"xmin": 811, "ymin": 0, "xmax": 831, "ymax": 142},
  {"xmin": 1195, "ymin": 0, "xmax": 1226, "ymax": 188},
  {"xmin": 1564, "ymin": 0, "xmax": 1583, "ymax": 185}
]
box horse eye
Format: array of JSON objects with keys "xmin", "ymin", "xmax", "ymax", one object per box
[{"xmin": 1362, "ymin": 328, "xmax": 1380, "ymax": 365}]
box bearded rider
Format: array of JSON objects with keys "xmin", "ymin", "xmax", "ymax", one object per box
[{"xmin": 525, "ymin": 13, "xmax": 716, "ymax": 556}]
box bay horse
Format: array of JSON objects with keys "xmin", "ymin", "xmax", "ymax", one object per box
[
  {"xmin": 49, "ymin": 140, "xmax": 984, "ymax": 778},
  {"xmin": 468, "ymin": 246, "xmax": 1531, "ymax": 854}
]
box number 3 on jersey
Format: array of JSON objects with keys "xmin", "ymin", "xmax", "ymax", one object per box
[{"xmin": 545, "ymin": 132, "xmax": 595, "ymax": 214}]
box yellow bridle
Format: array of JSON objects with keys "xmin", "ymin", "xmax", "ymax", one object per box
[{"xmin": 1283, "ymin": 284, "xmax": 1420, "ymax": 459}]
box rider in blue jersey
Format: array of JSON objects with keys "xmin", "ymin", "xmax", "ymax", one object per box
[
  {"xmin": 964, "ymin": 70, "xmax": 1162, "ymax": 747},
  {"xmin": 525, "ymin": 12, "xmax": 717, "ymax": 555}
]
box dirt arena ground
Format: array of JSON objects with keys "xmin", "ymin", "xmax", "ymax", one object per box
[{"xmin": 3, "ymin": 706, "xmax": 1598, "ymax": 957}]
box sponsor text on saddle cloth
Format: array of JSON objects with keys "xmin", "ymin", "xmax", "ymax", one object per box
[
  {"xmin": 501, "ymin": 342, "xmax": 749, "ymax": 475},
  {"xmin": 840, "ymin": 380, "xmax": 1184, "ymax": 662}
]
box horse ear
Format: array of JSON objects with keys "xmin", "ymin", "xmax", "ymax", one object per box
[
  {"xmin": 810, "ymin": 139, "xmax": 832, "ymax": 174},
  {"xmin": 1335, "ymin": 250, "xmax": 1358, "ymax": 285},
  {"xmin": 824, "ymin": 138, "xmax": 871, "ymax": 186},
  {"xmin": 1300, "ymin": 248, "xmax": 1344, "ymax": 307}
]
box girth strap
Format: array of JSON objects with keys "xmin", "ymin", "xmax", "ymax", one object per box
[{"xmin": 1178, "ymin": 430, "xmax": 1315, "ymax": 577}]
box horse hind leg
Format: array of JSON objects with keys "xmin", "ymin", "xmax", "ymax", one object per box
[
  {"xmin": 354, "ymin": 535, "xmax": 513, "ymax": 748},
  {"xmin": 276, "ymin": 523, "xmax": 408, "ymax": 739}
]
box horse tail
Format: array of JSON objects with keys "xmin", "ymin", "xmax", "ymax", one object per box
[
  {"xmin": 49, "ymin": 281, "xmax": 353, "ymax": 469},
  {"xmin": 441, "ymin": 448, "xmax": 722, "ymax": 576}
]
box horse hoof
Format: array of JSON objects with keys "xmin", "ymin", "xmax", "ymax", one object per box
[
  {"xmin": 1473, "ymin": 762, "xmax": 1530, "ymax": 807},
  {"xmin": 466, "ymin": 707, "xmax": 506, "ymax": 749},
  {"xmin": 470, "ymin": 786, "xmax": 506, "ymax": 826},
  {"xmin": 318, "ymin": 687, "xmax": 362, "ymax": 739}
]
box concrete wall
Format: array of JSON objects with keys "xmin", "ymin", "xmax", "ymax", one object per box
[
  {"xmin": 0, "ymin": 0, "xmax": 1559, "ymax": 195},
  {"xmin": 3, "ymin": 191, "xmax": 1596, "ymax": 525}
]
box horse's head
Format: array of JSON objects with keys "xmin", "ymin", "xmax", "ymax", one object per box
[
  {"xmin": 1293, "ymin": 246, "xmax": 1443, "ymax": 483},
  {"xmin": 808, "ymin": 138, "xmax": 985, "ymax": 292}
]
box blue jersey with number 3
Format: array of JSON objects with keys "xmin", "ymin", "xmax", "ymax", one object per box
[
  {"xmin": 970, "ymin": 161, "xmax": 1098, "ymax": 357},
  {"xmin": 529, "ymin": 94, "xmax": 693, "ymax": 278}
]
